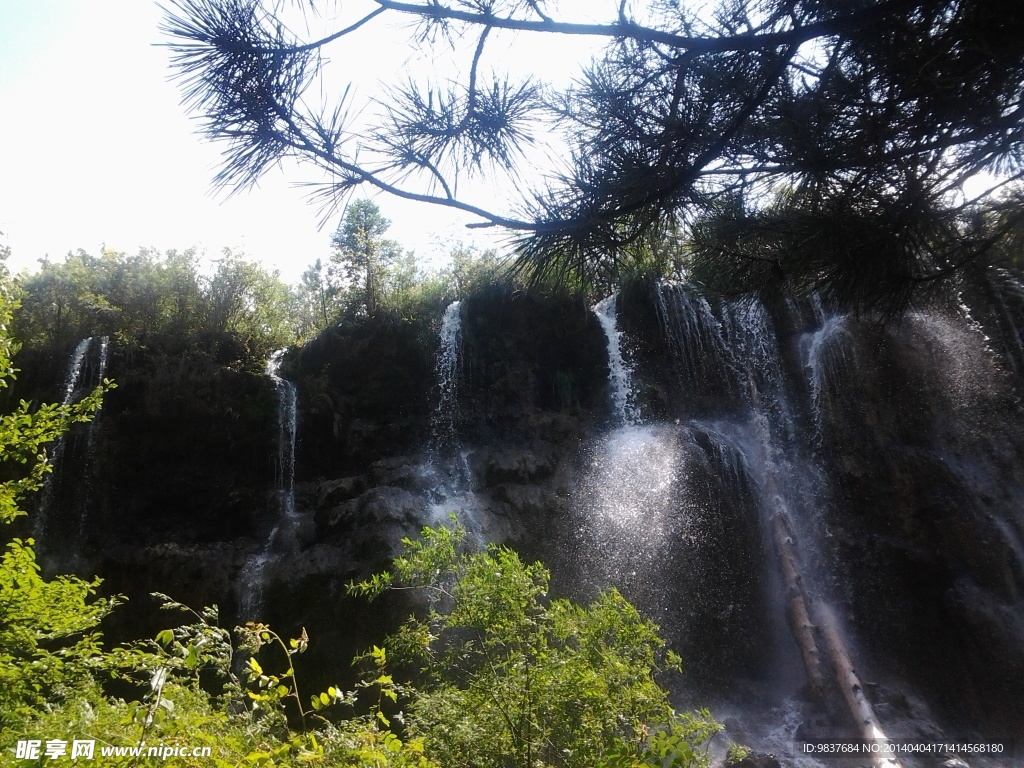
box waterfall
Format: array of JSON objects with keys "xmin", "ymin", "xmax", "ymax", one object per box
[
  {"xmin": 593, "ymin": 294, "xmax": 640, "ymax": 425},
  {"xmin": 240, "ymin": 350, "xmax": 299, "ymax": 618},
  {"xmin": 655, "ymin": 282, "xmax": 735, "ymax": 401},
  {"xmin": 35, "ymin": 336, "xmax": 110, "ymax": 550},
  {"xmin": 44, "ymin": 338, "xmax": 94, "ymax": 488},
  {"xmin": 267, "ymin": 349, "xmax": 298, "ymax": 522},
  {"xmin": 73, "ymin": 336, "xmax": 109, "ymax": 544},
  {"xmin": 645, "ymin": 286, "xmax": 907, "ymax": 765},
  {"xmin": 62, "ymin": 338, "xmax": 93, "ymax": 402},
  {"xmin": 432, "ymin": 300, "xmax": 462, "ymax": 450},
  {"xmin": 801, "ymin": 313, "xmax": 851, "ymax": 433},
  {"xmin": 573, "ymin": 296, "xmax": 687, "ymax": 635},
  {"xmin": 986, "ymin": 267, "xmax": 1024, "ymax": 374},
  {"xmin": 422, "ymin": 300, "xmax": 491, "ymax": 542}
]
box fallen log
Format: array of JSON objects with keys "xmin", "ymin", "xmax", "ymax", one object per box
[
  {"xmin": 819, "ymin": 607, "xmax": 902, "ymax": 768},
  {"xmin": 770, "ymin": 507, "xmax": 827, "ymax": 702},
  {"xmin": 750, "ymin": 375, "xmax": 899, "ymax": 765}
]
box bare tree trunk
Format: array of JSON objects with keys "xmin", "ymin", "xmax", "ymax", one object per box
[
  {"xmin": 818, "ymin": 608, "xmax": 902, "ymax": 768},
  {"xmin": 769, "ymin": 507, "xmax": 827, "ymax": 702},
  {"xmin": 750, "ymin": 374, "xmax": 898, "ymax": 758}
]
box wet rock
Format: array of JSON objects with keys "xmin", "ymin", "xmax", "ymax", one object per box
[
  {"xmin": 475, "ymin": 444, "xmax": 558, "ymax": 486},
  {"xmin": 368, "ymin": 456, "xmax": 428, "ymax": 489},
  {"xmin": 729, "ymin": 752, "xmax": 782, "ymax": 768},
  {"xmin": 316, "ymin": 485, "xmax": 426, "ymax": 540},
  {"xmin": 317, "ymin": 475, "xmax": 367, "ymax": 509},
  {"xmin": 490, "ymin": 483, "xmax": 556, "ymax": 517}
]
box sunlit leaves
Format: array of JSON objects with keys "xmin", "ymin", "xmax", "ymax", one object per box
[{"xmin": 356, "ymin": 520, "xmax": 722, "ymax": 767}]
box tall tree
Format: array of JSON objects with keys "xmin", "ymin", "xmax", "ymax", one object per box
[
  {"xmin": 296, "ymin": 257, "xmax": 342, "ymax": 335},
  {"xmin": 163, "ymin": 0, "xmax": 1024, "ymax": 310},
  {"xmin": 331, "ymin": 199, "xmax": 399, "ymax": 316}
]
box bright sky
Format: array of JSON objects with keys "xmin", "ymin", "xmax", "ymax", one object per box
[{"xmin": 0, "ymin": 0, "xmax": 612, "ymax": 284}]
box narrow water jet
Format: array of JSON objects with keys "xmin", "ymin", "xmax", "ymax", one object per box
[
  {"xmin": 72, "ymin": 336, "xmax": 110, "ymax": 547},
  {"xmin": 239, "ymin": 350, "xmax": 300, "ymax": 618},
  {"xmin": 801, "ymin": 313, "xmax": 851, "ymax": 434},
  {"xmin": 267, "ymin": 349, "xmax": 298, "ymax": 523}
]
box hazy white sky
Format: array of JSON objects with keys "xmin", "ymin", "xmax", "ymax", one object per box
[{"xmin": 0, "ymin": 0, "xmax": 611, "ymax": 284}]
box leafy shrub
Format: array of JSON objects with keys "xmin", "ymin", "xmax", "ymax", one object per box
[
  {"xmin": 351, "ymin": 522, "xmax": 722, "ymax": 768},
  {"xmin": 12, "ymin": 247, "xmax": 294, "ymax": 367}
]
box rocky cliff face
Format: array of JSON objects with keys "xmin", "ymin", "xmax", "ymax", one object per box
[{"xmin": 11, "ymin": 279, "xmax": 1024, "ymax": 754}]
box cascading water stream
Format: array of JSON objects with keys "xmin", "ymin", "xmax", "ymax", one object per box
[
  {"xmin": 267, "ymin": 349, "xmax": 298, "ymax": 523},
  {"xmin": 240, "ymin": 350, "xmax": 299, "ymax": 617},
  {"xmin": 592, "ymin": 294, "xmax": 640, "ymax": 426},
  {"xmin": 36, "ymin": 336, "xmax": 109, "ymax": 548},
  {"xmin": 73, "ymin": 336, "xmax": 109, "ymax": 544},
  {"xmin": 432, "ymin": 300, "xmax": 462, "ymax": 451},
  {"xmin": 802, "ymin": 313, "xmax": 851, "ymax": 435},
  {"xmin": 37, "ymin": 337, "xmax": 93, "ymax": 522},
  {"xmin": 651, "ymin": 288, "xmax": 904, "ymax": 766},
  {"xmin": 422, "ymin": 300, "xmax": 488, "ymax": 542},
  {"xmin": 575, "ymin": 294, "xmax": 695, "ymax": 620},
  {"xmin": 655, "ymin": 283, "xmax": 735, "ymax": 401},
  {"xmin": 985, "ymin": 267, "xmax": 1024, "ymax": 374}
]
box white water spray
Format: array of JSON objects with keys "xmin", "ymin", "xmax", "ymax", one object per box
[
  {"xmin": 433, "ymin": 300, "xmax": 463, "ymax": 449},
  {"xmin": 593, "ymin": 295, "xmax": 640, "ymax": 425}
]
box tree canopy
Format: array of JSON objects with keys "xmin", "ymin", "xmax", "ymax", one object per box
[
  {"xmin": 13, "ymin": 247, "xmax": 294, "ymax": 364},
  {"xmin": 331, "ymin": 199, "xmax": 401, "ymax": 316},
  {"xmin": 163, "ymin": 0, "xmax": 1024, "ymax": 309}
]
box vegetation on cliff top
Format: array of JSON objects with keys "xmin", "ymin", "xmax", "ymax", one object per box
[{"xmin": 9, "ymin": 208, "xmax": 507, "ymax": 367}]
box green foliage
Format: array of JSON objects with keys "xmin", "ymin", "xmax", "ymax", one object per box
[
  {"xmin": 294, "ymin": 257, "xmax": 345, "ymax": 338},
  {"xmin": 0, "ymin": 538, "xmax": 117, "ymax": 730},
  {"xmin": 13, "ymin": 246, "xmax": 295, "ymax": 365},
  {"xmin": 331, "ymin": 200, "xmax": 403, "ymax": 318},
  {"xmin": 296, "ymin": 232, "xmax": 512, "ymax": 339},
  {"xmin": 726, "ymin": 741, "xmax": 752, "ymax": 764},
  {"xmin": 446, "ymin": 243, "xmax": 504, "ymax": 298},
  {"xmin": 351, "ymin": 521, "xmax": 721, "ymax": 768},
  {"xmin": 3, "ymin": 589, "xmax": 440, "ymax": 766},
  {"xmin": 0, "ymin": 250, "xmax": 117, "ymax": 730}
]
